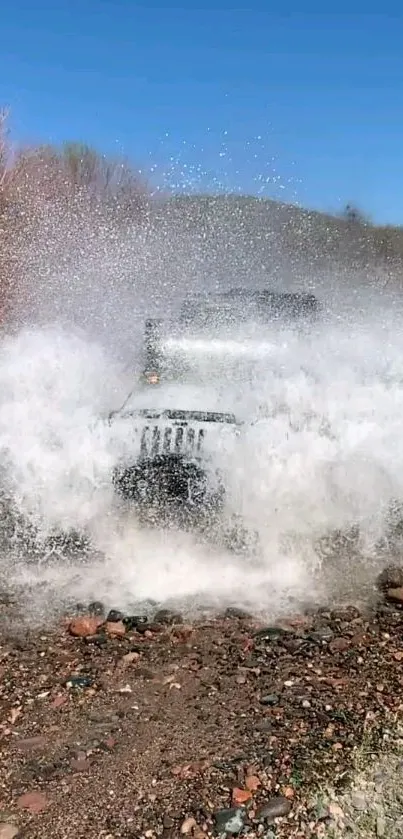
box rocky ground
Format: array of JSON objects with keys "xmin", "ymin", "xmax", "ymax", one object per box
[{"xmin": 1, "ymin": 567, "xmax": 403, "ymax": 839}]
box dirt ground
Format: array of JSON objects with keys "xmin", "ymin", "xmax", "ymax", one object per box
[{"xmin": 1, "ymin": 571, "xmax": 403, "ymax": 839}]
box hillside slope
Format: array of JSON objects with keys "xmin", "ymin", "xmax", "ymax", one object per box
[{"xmin": 153, "ymin": 195, "xmax": 403, "ymax": 292}]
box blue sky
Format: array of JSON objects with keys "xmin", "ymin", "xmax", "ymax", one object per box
[{"xmin": 1, "ymin": 1, "xmax": 403, "ymax": 224}]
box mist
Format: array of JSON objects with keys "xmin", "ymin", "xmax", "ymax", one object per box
[{"xmin": 1, "ymin": 194, "xmax": 403, "ymax": 625}]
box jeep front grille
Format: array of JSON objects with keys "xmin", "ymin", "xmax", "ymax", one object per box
[{"xmin": 139, "ymin": 424, "xmax": 205, "ymax": 459}]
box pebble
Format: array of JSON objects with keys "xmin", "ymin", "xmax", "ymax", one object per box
[
  {"xmin": 224, "ymin": 607, "xmax": 251, "ymax": 619},
  {"xmin": 88, "ymin": 601, "xmax": 105, "ymax": 616},
  {"xmin": 65, "ymin": 675, "xmax": 94, "ymax": 689},
  {"xmin": 70, "ymin": 757, "xmax": 90, "ymax": 772},
  {"xmin": 0, "ymin": 826, "xmax": 20, "ymax": 839},
  {"xmin": 83, "ymin": 634, "xmax": 107, "ymax": 647},
  {"xmin": 350, "ymin": 793, "xmax": 367, "ymax": 811},
  {"xmin": 253, "ymin": 626, "xmax": 289, "ymax": 640},
  {"xmin": 376, "ymin": 565, "xmax": 403, "ymax": 592},
  {"xmin": 254, "ymin": 720, "xmax": 272, "ymax": 732},
  {"xmin": 68, "ymin": 616, "xmax": 104, "ymax": 638},
  {"xmin": 329, "ymin": 637, "xmax": 351, "ymax": 654},
  {"xmin": 260, "ymin": 694, "xmax": 279, "ymax": 706},
  {"xmin": 105, "ymin": 620, "xmax": 126, "ymax": 637},
  {"xmin": 309, "ymin": 627, "xmax": 334, "ymax": 644},
  {"xmin": 162, "ymin": 815, "xmax": 175, "ymax": 829},
  {"xmin": 255, "ymin": 796, "xmax": 292, "ymax": 821},
  {"xmin": 153, "ymin": 609, "xmax": 183, "ymax": 625},
  {"xmin": 106, "ymin": 609, "xmax": 125, "ymax": 622},
  {"xmin": 123, "ymin": 615, "xmax": 148, "ymax": 630},
  {"xmin": 180, "ymin": 817, "xmax": 197, "ymax": 834},
  {"xmin": 376, "ymin": 816, "xmax": 386, "ymax": 837},
  {"xmin": 214, "ymin": 808, "xmax": 246, "ymax": 835}
]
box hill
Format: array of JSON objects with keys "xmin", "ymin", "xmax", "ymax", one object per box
[{"xmin": 152, "ymin": 194, "xmax": 403, "ymax": 290}]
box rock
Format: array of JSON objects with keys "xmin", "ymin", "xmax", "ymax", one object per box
[
  {"xmin": 16, "ymin": 791, "xmax": 49, "ymax": 814},
  {"xmin": 70, "ymin": 757, "xmax": 90, "ymax": 772},
  {"xmin": 376, "ymin": 816, "xmax": 386, "ymax": 837},
  {"xmin": 260, "ymin": 694, "xmax": 279, "ymax": 706},
  {"xmin": 213, "ymin": 808, "xmax": 246, "ymax": 835},
  {"xmin": 385, "ymin": 587, "xmax": 403, "ymax": 604},
  {"xmin": 163, "ymin": 815, "xmax": 175, "ymax": 829},
  {"xmin": 329, "ymin": 637, "xmax": 351, "ymax": 654},
  {"xmin": 255, "ymin": 720, "xmax": 272, "ymax": 732},
  {"xmin": 330, "ymin": 606, "xmax": 362, "ymax": 621},
  {"xmin": 51, "ymin": 695, "xmax": 67, "ymax": 709},
  {"xmin": 308, "ymin": 626, "xmax": 334, "ymax": 644},
  {"xmin": 350, "ymin": 793, "xmax": 367, "ymax": 811},
  {"xmin": 153, "ymin": 609, "xmax": 183, "ymax": 625},
  {"xmin": 123, "ymin": 615, "xmax": 148, "ymax": 630},
  {"xmin": 255, "ymin": 796, "xmax": 292, "ymax": 821},
  {"xmin": 87, "ymin": 601, "xmax": 105, "ymax": 616},
  {"xmin": 83, "ymin": 634, "xmax": 107, "ymax": 646},
  {"xmin": 327, "ymin": 802, "xmax": 344, "ymax": 821},
  {"xmin": 0, "ymin": 826, "xmax": 20, "ymax": 839},
  {"xmin": 68, "ymin": 616, "xmax": 104, "ymax": 638},
  {"xmin": 224, "ymin": 607, "xmax": 251, "ymax": 619},
  {"xmin": 253, "ymin": 626, "xmax": 289, "ymax": 640},
  {"xmin": 376, "ymin": 565, "xmax": 403, "ymax": 592},
  {"xmin": 245, "ymin": 775, "xmax": 261, "ymax": 791},
  {"xmin": 180, "ymin": 817, "xmax": 197, "ymax": 834},
  {"xmin": 121, "ymin": 651, "xmax": 141, "ymax": 665},
  {"xmin": 65, "ymin": 675, "xmax": 94, "ymax": 689},
  {"xmin": 232, "ymin": 788, "xmax": 252, "ymax": 805},
  {"xmin": 106, "ymin": 609, "xmax": 124, "ymax": 622},
  {"xmin": 105, "ymin": 620, "xmax": 126, "ymax": 637}
]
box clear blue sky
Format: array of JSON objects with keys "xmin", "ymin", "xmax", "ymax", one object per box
[{"xmin": 1, "ymin": 1, "xmax": 403, "ymax": 224}]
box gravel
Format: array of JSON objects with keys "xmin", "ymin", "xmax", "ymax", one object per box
[{"xmin": 1, "ymin": 573, "xmax": 403, "ymax": 837}]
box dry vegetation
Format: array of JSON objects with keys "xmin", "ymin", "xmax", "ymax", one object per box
[{"xmin": 0, "ymin": 110, "xmax": 150, "ymax": 324}]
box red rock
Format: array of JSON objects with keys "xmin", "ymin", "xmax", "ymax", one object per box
[
  {"xmin": 17, "ymin": 791, "xmax": 49, "ymax": 814},
  {"xmin": 232, "ymin": 787, "xmax": 252, "ymax": 805},
  {"xmin": 105, "ymin": 620, "xmax": 126, "ymax": 637},
  {"xmin": 68, "ymin": 616, "xmax": 104, "ymax": 638},
  {"xmin": 51, "ymin": 694, "xmax": 67, "ymax": 709},
  {"xmin": 245, "ymin": 774, "xmax": 261, "ymax": 792}
]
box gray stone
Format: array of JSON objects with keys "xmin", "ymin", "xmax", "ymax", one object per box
[
  {"xmin": 260, "ymin": 694, "xmax": 279, "ymax": 706},
  {"xmin": 214, "ymin": 808, "xmax": 246, "ymax": 835},
  {"xmin": 350, "ymin": 793, "xmax": 367, "ymax": 811},
  {"xmin": 256, "ymin": 797, "xmax": 292, "ymax": 821}
]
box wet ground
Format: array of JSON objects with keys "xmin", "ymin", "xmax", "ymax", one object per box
[{"xmin": 1, "ymin": 566, "xmax": 403, "ymax": 839}]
